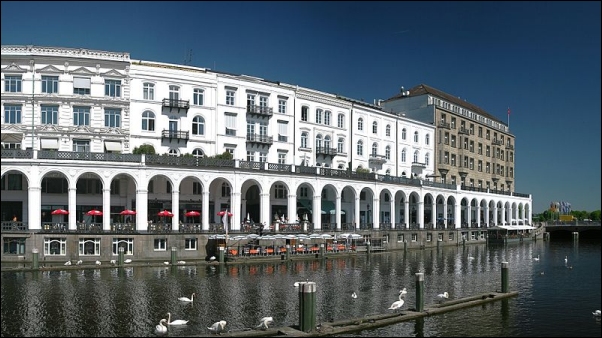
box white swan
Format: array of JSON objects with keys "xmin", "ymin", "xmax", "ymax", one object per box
[
  {"xmin": 293, "ymin": 282, "xmax": 300, "ymax": 287},
  {"xmin": 388, "ymin": 290, "xmax": 405, "ymax": 310},
  {"xmin": 76, "ymin": 260, "xmax": 83, "ymax": 265},
  {"xmin": 178, "ymin": 293, "xmax": 195, "ymax": 302},
  {"xmin": 209, "ymin": 256, "xmax": 216, "ymax": 261},
  {"xmin": 110, "ymin": 259, "xmax": 116, "ymax": 265},
  {"xmin": 177, "ymin": 260, "xmax": 186, "ymax": 265},
  {"xmin": 64, "ymin": 261, "xmax": 72, "ymax": 266},
  {"xmin": 155, "ymin": 319, "xmax": 167, "ymax": 334},
  {"xmin": 437, "ymin": 292, "xmax": 449, "ymax": 301},
  {"xmin": 208, "ymin": 320, "xmax": 227, "ymax": 333},
  {"xmin": 534, "ymin": 255, "xmax": 539, "ymax": 261},
  {"xmin": 256, "ymin": 316, "xmax": 274, "ymax": 329},
  {"xmin": 468, "ymin": 255, "xmax": 475, "ymax": 260},
  {"xmin": 95, "ymin": 260, "xmax": 102, "ymax": 266},
  {"xmin": 593, "ymin": 310, "xmax": 601, "ymax": 317},
  {"xmin": 164, "ymin": 261, "xmax": 170, "ymax": 265},
  {"xmin": 400, "ymin": 288, "xmax": 408, "ymax": 297},
  {"xmin": 351, "ymin": 291, "xmax": 358, "ymax": 299},
  {"xmin": 166, "ymin": 312, "xmax": 188, "ymax": 325},
  {"xmin": 564, "ymin": 256, "xmax": 568, "ymax": 264},
  {"xmin": 124, "ymin": 258, "xmax": 132, "ymax": 264}
]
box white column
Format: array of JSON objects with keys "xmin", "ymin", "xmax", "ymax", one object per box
[
  {"xmin": 390, "ymin": 198, "xmax": 396, "ymax": 229},
  {"xmin": 417, "ymin": 201, "xmax": 424, "ymax": 229},
  {"xmin": 27, "ymin": 186, "xmax": 42, "ymax": 230},
  {"xmin": 431, "ymin": 201, "xmax": 436, "ymax": 228},
  {"xmin": 500, "ymin": 206, "xmax": 506, "ymax": 225},
  {"xmin": 476, "ymin": 205, "xmax": 481, "ymax": 227},
  {"xmin": 260, "ymin": 193, "xmax": 270, "ymax": 226},
  {"xmin": 372, "ymin": 198, "xmax": 380, "ymax": 230},
  {"xmin": 454, "ymin": 202, "xmax": 461, "ymax": 229},
  {"xmin": 102, "ymin": 188, "xmax": 111, "ymax": 231},
  {"xmin": 171, "ymin": 190, "xmax": 180, "ymax": 231},
  {"xmin": 313, "ymin": 195, "xmax": 322, "ymax": 231},
  {"xmin": 467, "ymin": 205, "xmax": 472, "ymax": 228},
  {"xmin": 493, "ymin": 205, "xmax": 498, "ymax": 225},
  {"xmin": 136, "ymin": 189, "xmax": 148, "ymax": 231},
  {"xmin": 202, "ymin": 191, "xmax": 210, "ymax": 231},
  {"xmin": 335, "ymin": 195, "xmax": 342, "ymax": 231},
  {"xmin": 231, "ymin": 192, "xmax": 241, "ymax": 231},
  {"xmin": 443, "ymin": 201, "xmax": 449, "ymax": 227},
  {"xmin": 287, "ymin": 193, "xmax": 297, "ymax": 229},
  {"xmin": 484, "ymin": 204, "xmax": 490, "ymax": 226},
  {"xmin": 68, "ymin": 187, "xmax": 77, "ymax": 230},
  {"xmin": 354, "ymin": 197, "xmax": 361, "ymax": 231},
  {"xmin": 404, "ymin": 199, "xmax": 409, "ymax": 227}
]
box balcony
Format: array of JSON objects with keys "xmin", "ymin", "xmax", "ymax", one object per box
[
  {"xmin": 492, "ymin": 139, "xmax": 504, "ymax": 146},
  {"xmin": 162, "ymin": 98, "xmax": 190, "ymax": 113},
  {"xmin": 315, "ymin": 147, "xmax": 338, "ymax": 157},
  {"xmin": 506, "ymin": 144, "xmax": 514, "ymax": 150},
  {"xmin": 246, "ymin": 105, "xmax": 273, "ymax": 118},
  {"xmin": 161, "ymin": 130, "xmax": 189, "ymax": 143},
  {"xmin": 246, "ymin": 133, "xmax": 273, "ymax": 146},
  {"xmin": 438, "ymin": 121, "xmax": 451, "ymax": 129},
  {"xmin": 369, "ymin": 154, "xmax": 387, "ymax": 165},
  {"xmin": 459, "ymin": 127, "xmax": 471, "ymax": 135}
]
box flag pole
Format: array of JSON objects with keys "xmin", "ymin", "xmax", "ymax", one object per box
[{"xmin": 507, "ymin": 107, "xmax": 510, "ymax": 129}]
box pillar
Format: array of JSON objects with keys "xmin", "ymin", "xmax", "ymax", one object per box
[{"xmin": 298, "ymin": 282, "xmax": 316, "ymax": 333}]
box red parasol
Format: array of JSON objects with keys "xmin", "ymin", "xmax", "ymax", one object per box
[
  {"xmin": 217, "ymin": 210, "xmax": 233, "ymax": 217},
  {"xmin": 185, "ymin": 210, "xmax": 200, "ymax": 217},
  {"xmin": 157, "ymin": 210, "xmax": 174, "ymax": 217},
  {"xmin": 51, "ymin": 209, "xmax": 69, "ymax": 215},
  {"xmin": 86, "ymin": 209, "xmax": 103, "ymax": 216},
  {"xmin": 120, "ymin": 209, "xmax": 137, "ymax": 215}
]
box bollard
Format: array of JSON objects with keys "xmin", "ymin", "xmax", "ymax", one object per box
[
  {"xmin": 366, "ymin": 241, "xmax": 371, "ymax": 254},
  {"xmin": 298, "ymin": 282, "xmax": 316, "ymax": 333},
  {"xmin": 218, "ymin": 246, "xmax": 225, "ymax": 263},
  {"xmin": 285, "ymin": 244, "xmax": 290, "ymax": 260},
  {"xmin": 404, "ymin": 240, "xmax": 407, "ymax": 252},
  {"xmin": 501, "ymin": 261, "xmax": 509, "ymax": 293},
  {"xmin": 118, "ymin": 247, "xmax": 125, "ymax": 266},
  {"xmin": 415, "ymin": 273, "xmax": 424, "ymax": 312},
  {"xmin": 171, "ymin": 247, "xmax": 177, "ymax": 265},
  {"xmin": 319, "ymin": 243, "xmax": 325, "ymax": 258},
  {"xmin": 32, "ymin": 248, "xmax": 39, "ymax": 269},
  {"xmin": 572, "ymin": 232, "xmax": 579, "ymax": 241}
]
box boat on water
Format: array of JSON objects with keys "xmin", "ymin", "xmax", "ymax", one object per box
[{"xmin": 487, "ymin": 225, "xmax": 536, "ymax": 244}]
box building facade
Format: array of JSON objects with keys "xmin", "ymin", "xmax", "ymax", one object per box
[{"xmin": 1, "ymin": 45, "xmax": 532, "ymax": 261}]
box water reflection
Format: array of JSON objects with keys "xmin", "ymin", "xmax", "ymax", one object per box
[{"xmin": 2, "ymin": 240, "xmax": 601, "ymax": 337}]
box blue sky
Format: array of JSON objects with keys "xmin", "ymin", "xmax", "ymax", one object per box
[{"xmin": 2, "ymin": 1, "xmax": 600, "ymax": 213}]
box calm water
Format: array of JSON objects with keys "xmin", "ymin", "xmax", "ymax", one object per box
[{"xmin": 1, "ymin": 238, "xmax": 600, "ymax": 337}]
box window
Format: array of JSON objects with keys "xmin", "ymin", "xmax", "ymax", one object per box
[
  {"xmin": 356, "ymin": 140, "xmax": 363, "ymax": 156},
  {"xmin": 3, "ymin": 237, "xmax": 26, "ymax": 255},
  {"xmin": 154, "ymin": 238, "xmax": 167, "ymax": 251},
  {"xmin": 246, "ymin": 93, "xmax": 255, "ymax": 108},
  {"xmin": 4, "ymin": 75, "xmax": 22, "ymax": 92},
  {"xmin": 385, "ymin": 145, "xmax": 391, "ymax": 160},
  {"xmin": 246, "ymin": 151, "xmax": 256, "ymax": 162},
  {"xmin": 73, "ymin": 77, "xmax": 91, "ymax": 95},
  {"xmin": 357, "ymin": 118, "xmax": 363, "ymax": 131},
  {"xmin": 73, "ymin": 106, "xmax": 90, "ymax": 126},
  {"xmin": 225, "ymin": 113, "xmax": 237, "ymax": 136},
  {"xmin": 411, "ymin": 233, "xmax": 418, "ymax": 242},
  {"xmin": 324, "ymin": 110, "xmax": 331, "ymax": 125},
  {"xmin": 193, "ymin": 88, "xmax": 204, "ymax": 105},
  {"xmin": 371, "ymin": 143, "xmax": 378, "ymax": 156},
  {"xmin": 337, "ymin": 113, "xmax": 344, "ymax": 128},
  {"xmin": 226, "ymin": 90, "xmax": 235, "ymax": 105},
  {"xmin": 301, "ymin": 132, "xmax": 308, "ymax": 148},
  {"xmin": 414, "ymin": 131, "xmax": 419, "ymax": 143},
  {"xmin": 104, "ymin": 108, "xmax": 121, "ymax": 128},
  {"xmin": 278, "ymin": 152, "xmax": 286, "ymax": 164},
  {"xmin": 41, "ymin": 105, "xmax": 58, "ymax": 125},
  {"xmin": 111, "ymin": 238, "xmax": 133, "ymax": 255},
  {"xmin": 425, "ymin": 153, "xmax": 430, "ymax": 165},
  {"xmin": 274, "ymin": 184, "xmax": 287, "ymax": 199},
  {"xmin": 259, "ymin": 96, "xmax": 268, "ymax": 108},
  {"xmin": 315, "ymin": 109, "xmax": 323, "ymax": 124},
  {"xmin": 301, "ymin": 106, "xmax": 308, "ymax": 121},
  {"xmin": 73, "ymin": 139, "xmax": 90, "ymax": 152},
  {"xmin": 478, "ymin": 143, "xmax": 483, "ymax": 155},
  {"xmin": 386, "ymin": 125, "xmax": 391, "ymax": 137},
  {"xmin": 401, "ymin": 149, "xmax": 406, "ymax": 162},
  {"xmin": 413, "ymin": 150, "xmax": 419, "ymax": 163},
  {"xmin": 337, "ymin": 137, "xmax": 344, "ymax": 153},
  {"xmin": 315, "ymin": 134, "xmax": 323, "ymax": 150},
  {"xmin": 278, "ymin": 99, "xmax": 287, "ymax": 114},
  {"xmin": 41, "ymin": 76, "xmax": 58, "ymax": 93},
  {"xmin": 169, "ymin": 85, "xmax": 180, "ymax": 100},
  {"xmin": 397, "ymin": 233, "xmax": 405, "ymax": 243},
  {"xmin": 278, "ymin": 121, "xmax": 288, "ymax": 142},
  {"xmin": 324, "ymin": 135, "xmax": 331, "ymax": 149},
  {"xmin": 478, "ymin": 160, "xmax": 483, "ymax": 172},
  {"xmin": 44, "ymin": 238, "xmax": 66, "ymax": 255},
  {"xmin": 451, "ymin": 154, "xmax": 456, "ymax": 166},
  {"xmin": 185, "ymin": 238, "xmax": 197, "ymax": 250},
  {"xmin": 168, "ymin": 148, "xmax": 179, "ymax": 156},
  {"xmin": 4, "ymin": 105, "xmax": 22, "ymax": 124},
  {"xmin": 192, "ymin": 116, "xmax": 205, "ymax": 135},
  {"xmin": 192, "ymin": 148, "xmax": 204, "ymax": 158},
  {"xmin": 425, "ymin": 134, "xmax": 430, "ymax": 145},
  {"xmin": 451, "ymin": 135, "xmax": 456, "ymax": 148},
  {"xmin": 372, "ymin": 121, "xmax": 378, "ymax": 134},
  {"xmin": 105, "ymin": 79, "xmax": 121, "ymax": 97},
  {"xmin": 402, "ymin": 128, "xmax": 406, "ymax": 140},
  {"xmin": 143, "ymin": 83, "xmax": 155, "ymax": 100},
  {"xmin": 142, "ymin": 111, "xmax": 155, "ymax": 131},
  {"xmin": 80, "ymin": 238, "xmax": 101, "ymax": 256},
  {"xmin": 221, "ymin": 183, "xmax": 231, "ymax": 197}
]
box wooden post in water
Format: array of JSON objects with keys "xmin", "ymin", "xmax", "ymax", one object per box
[
  {"xmin": 218, "ymin": 246, "xmax": 225, "ymax": 263},
  {"xmin": 118, "ymin": 247, "xmax": 125, "ymax": 266},
  {"xmin": 32, "ymin": 248, "xmax": 39, "ymax": 269},
  {"xmin": 572, "ymin": 232, "xmax": 579, "ymax": 240},
  {"xmin": 171, "ymin": 246, "xmax": 177, "ymax": 265},
  {"xmin": 285, "ymin": 244, "xmax": 290, "ymax": 260},
  {"xmin": 501, "ymin": 261, "xmax": 509, "ymax": 293},
  {"xmin": 415, "ymin": 272, "xmax": 424, "ymax": 312},
  {"xmin": 298, "ymin": 282, "xmax": 316, "ymax": 332},
  {"xmin": 320, "ymin": 243, "xmax": 325, "ymax": 258},
  {"xmin": 366, "ymin": 240, "xmax": 371, "ymax": 254}
]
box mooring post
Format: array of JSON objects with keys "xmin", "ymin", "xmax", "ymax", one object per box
[
  {"xmin": 415, "ymin": 272, "xmax": 424, "ymax": 312},
  {"xmin": 572, "ymin": 232, "xmax": 579, "ymax": 241},
  {"xmin": 285, "ymin": 244, "xmax": 290, "ymax": 260},
  {"xmin": 171, "ymin": 246, "xmax": 177, "ymax": 265},
  {"xmin": 319, "ymin": 243, "xmax": 325, "ymax": 258},
  {"xmin": 298, "ymin": 282, "xmax": 316, "ymax": 333},
  {"xmin": 366, "ymin": 240, "xmax": 371, "ymax": 254},
  {"xmin": 32, "ymin": 248, "xmax": 39, "ymax": 269},
  {"xmin": 218, "ymin": 246, "xmax": 225, "ymax": 263},
  {"xmin": 404, "ymin": 239, "xmax": 407, "ymax": 252},
  {"xmin": 118, "ymin": 247, "xmax": 125, "ymax": 266},
  {"xmin": 501, "ymin": 261, "xmax": 509, "ymax": 293}
]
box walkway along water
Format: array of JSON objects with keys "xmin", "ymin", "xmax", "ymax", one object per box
[{"xmin": 187, "ymin": 264, "xmax": 518, "ymax": 337}]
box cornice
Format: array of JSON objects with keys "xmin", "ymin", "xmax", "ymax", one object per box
[{"xmin": 1, "ymin": 45, "xmax": 130, "ymax": 62}]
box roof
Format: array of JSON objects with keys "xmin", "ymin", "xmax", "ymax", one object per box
[{"xmin": 384, "ymin": 83, "xmax": 505, "ymax": 125}]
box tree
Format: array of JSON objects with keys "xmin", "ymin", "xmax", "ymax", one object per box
[
  {"xmin": 132, "ymin": 144, "xmax": 156, "ymax": 155},
  {"xmin": 356, "ymin": 166, "xmax": 370, "ymax": 174}
]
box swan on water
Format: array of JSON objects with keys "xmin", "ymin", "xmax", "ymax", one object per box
[
  {"xmin": 437, "ymin": 292, "xmax": 449, "ymax": 301},
  {"xmin": 163, "ymin": 261, "xmax": 170, "ymax": 265},
  {"xmin": 110, "ymin": 259, "xmax": 116, "ymax": 265},
  {"xmin": 95, "ymin": 260, "xmax": 101, "ymax": 266},
  {"xmin": 64, "ymin": 261, "xmax": 72, "ymax": 266},
  {"xmin": 155, "ymin": 319, "xmax": 167, "ymax": 334},
  {"xmin": 399, "ymin": 288, "xmax": 407, "ymax": 297},
  {"xmin": 564, "ymin": 256, "xmax": 568, "ymax": 264},
  {"xmin": 208, "ymin": 320, "xmax": 227, "ymax": 333},
  {"xmin": 593, "ymin": 310, "xmax": 601, "ymax": 317},
  {"xmin": 533, "ymin": 255, "xmax": 539, "ymax": 261},
  {"xmin": 388, "ymin": 290, "xmax": 405, "ymax": 310},
  {"xmin": 351, "ymin": 292, "xmax": 358, "ymax": 299},
  {"xmin": 177, "ymin": 260, "xmax": 186, "ymax": 265},
  {"xmin": 256, "ymin": 316, "xmax": 274, "ymax": 330},
  {"xmin": 166, "ymin": 312, "xmax": 188, "ymax": 325},
  {"xmin": 124, "ymin": 258, "xmax": 132, "ymax": 264},
  {"xmin": 76, "ymin": 260, "xmax": 83, "ymax": 265},
  {"xmin": 178, "ymin": 293, "xmax": 195, "ymax": 302}
]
